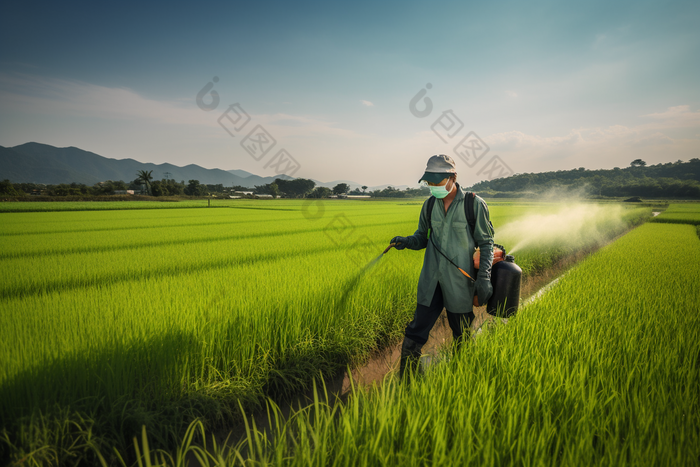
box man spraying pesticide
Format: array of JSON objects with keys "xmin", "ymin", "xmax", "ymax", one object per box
[{"xmin": 387, "ymin": 154, "xmax": 498, "ymax": 379}]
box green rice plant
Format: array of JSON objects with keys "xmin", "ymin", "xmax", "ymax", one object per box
[
  {"xmin": 658, "ymin": 202, "xmax": 700, "ymax": 213},
  {"xmin": 651, "ymin": 202, "xmax": 700, "ymax": 225},
  {"xmin": 204, "ymin": 222, "xmax": 700, "ymax": 466}
]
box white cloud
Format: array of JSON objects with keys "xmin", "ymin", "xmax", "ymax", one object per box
[
  {"xmin": 0, "ymin": 72, "xmax": 206, "ymax": 127},
  {"xmin": 488, "ymin": 105, "xmax": 700, "ymax": 154},
  {"xmin": 262, "ymin": 113, "xmax": 363, "ymax": 139},
  {"xmin": 361, "ymin": 100, "xmax": 374, "ymax": 107},
  {"xmin": 641, "ymin": 105, "xmax": 700, "ymax": 127},
  {"xmin": 505, "ymin": 90, "xmax": 518, "ymax": 98},
  {"xmin": 0, "ymin": 72, "xmax": 365, "ymax": 142},
  {"xmin": 488, "ymin": 129, "xmax": 585, "ymax": 149}
]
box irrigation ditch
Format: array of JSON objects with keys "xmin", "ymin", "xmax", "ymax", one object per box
[{"xmin": 180, "ymin": 216, "xmax": 655, "ymax": 465}]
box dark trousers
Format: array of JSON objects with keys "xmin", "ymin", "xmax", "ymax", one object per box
[{"xmin": 405, "ymin": 283, "xmax": 475, "ymax": 346}]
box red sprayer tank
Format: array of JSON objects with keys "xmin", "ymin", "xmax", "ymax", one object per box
[{"xmin": 486, "ymin": 255, "xmax": 522, "ymax": 318}]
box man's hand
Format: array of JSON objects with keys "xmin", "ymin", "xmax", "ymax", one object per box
[
  {"xmin": 474, "ymin": 279, "xmax": 493, "ymax": 307},
  {"xmin": 390, "ymin": 236, "xmax": 409, "ymax": 250}
]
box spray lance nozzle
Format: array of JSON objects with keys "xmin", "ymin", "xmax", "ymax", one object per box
[{"xmin": 383, "ymin": 243, "xmax": 398, "ymax": 254}]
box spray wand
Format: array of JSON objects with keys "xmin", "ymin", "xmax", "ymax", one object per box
[
  {"xmin": 382, "ymin": 243, "xmax": 397, "ymax": 254},
  {"xmin": 384, "ymin": 239, "xmax": 474, "ymax": 281}
]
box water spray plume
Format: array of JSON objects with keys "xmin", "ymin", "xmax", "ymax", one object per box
[
  {"xmin": 337, "ymin": 246, "xmax": 393, "ymax": 310},
  {"xmin": 497, "ymin": 203, "xmax": 625, "ymax": 254}
]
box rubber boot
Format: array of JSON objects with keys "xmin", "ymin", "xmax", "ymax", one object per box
[{"xmin": 399, "ymin": 336, "xmax": 423, "ymax": 380}]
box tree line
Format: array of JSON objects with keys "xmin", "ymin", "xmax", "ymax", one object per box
[
  {"xmin": 1, "ymin": 172, "xmax": 431, "ymax": 199},
  {"xmin": 469, "ymin": 159, "xmax": 700, "ymax": 198},
  {"xmin": 0, "ymin": 178, "xmax": 207, "ymax": 197},
  {"xmin": 251, "ymin": 180, "xmax": 429, "ymax": 198}
]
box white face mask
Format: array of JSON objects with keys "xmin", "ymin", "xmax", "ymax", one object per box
[{"xmin": 429, "ymin": 179, "xmax": 452, "ymax": 199}]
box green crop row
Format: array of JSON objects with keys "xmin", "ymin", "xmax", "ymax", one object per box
[
  {"xmin": 158, "ymin": 222, "xmax": 699, "ymax": 466},
  {"xmin": 651, "ymin": 202, "xmax": 700, "ymax": 225},
  {"xmin": 652, "ymin": 215, "xmax": 700, "ymax": 225},
  {"xmin": 659, "ymin": 202, "xmax": 700, "ymax": 213},
  {"xmin": 0, "ymin": 206, "xmax": 412, "ymax": 258},
  {"xmin": 0, "ymin": 201, "xmax": 652, "ymax": 465}
]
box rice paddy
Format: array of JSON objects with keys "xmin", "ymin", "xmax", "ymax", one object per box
[
  {"xmin": 0, "ymin": 199, "xmax": 655, "ymax": 465},
  {"xmin": 651, "ymin": 203, "xmax": 700, "ymax": 225},
  {"xmin": 202, "ymin": 222, "xmax": 700, "ymax": 466}
]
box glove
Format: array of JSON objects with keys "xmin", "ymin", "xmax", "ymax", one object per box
[
  {"xmin": 474, "ymin": 279, "xmax": 493, "ymax": 307},
  {"xmin": 390, "ymin": 236, "xmax": 409, "ymax": 250}
]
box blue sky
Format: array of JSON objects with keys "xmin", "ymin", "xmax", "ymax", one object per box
[{"xmin": 1, "ymin": 0, "xmax": 698, "ymax": 187}]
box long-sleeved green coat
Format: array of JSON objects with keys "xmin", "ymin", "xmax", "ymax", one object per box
[{"xmin": 403, "ymin": 184, "xmax": 495, "ymax": 313}]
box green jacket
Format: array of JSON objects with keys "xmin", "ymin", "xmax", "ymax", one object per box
[{"xmin": 404, "ymin": 185, "xmax": 495, "ymax": 313}]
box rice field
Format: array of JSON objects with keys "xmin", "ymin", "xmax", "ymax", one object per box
[
  {"xmin": 0, "ymin": 200, "xmax": 652, "ymax": 465},
  {"xmin": 151, "ymin": 222, "xmax": 700, "ymax": 466},
  {"xmin": 651, "ymin": 203, "xmax": 700, "ymax": 225}
]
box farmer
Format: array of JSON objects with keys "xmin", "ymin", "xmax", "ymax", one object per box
[{"xmin": 390, "ymin": 154, "xmax": 495, "ymax": 378}]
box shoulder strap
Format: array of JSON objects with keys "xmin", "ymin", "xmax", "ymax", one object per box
[
  {"xmin": 427, "ymin": 196, "xmax": 436, "ymax": 235},
  {"xmin": 427, "ymin": 193, "xmax": 475, "ymax": 236},
  {"xmin": 465, "ymin": 191, "xmax": 476, "ymax": 237},
  {"xmin": 428, "ymin": 190, "xmax": 492, "ymax": 250}
]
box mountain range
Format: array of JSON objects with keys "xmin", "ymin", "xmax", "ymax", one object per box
[{"xmin": 0, "ymin": 143, "xmax": 405, "ymax": 191}]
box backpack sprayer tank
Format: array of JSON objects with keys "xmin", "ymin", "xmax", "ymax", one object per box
[
  {"xmin": 474, "ymin": 245, "xmax": 522, "ymax": 318},
  {"xmin": 487, "ymin": 254, "xmax": 522, "ymax": 318}
]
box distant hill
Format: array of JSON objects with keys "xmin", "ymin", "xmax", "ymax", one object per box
[
  {"xmin": 469, "ymin": 159, "xmax": 700, "ymax": 198},
  {"xmin": 226, "ymin": 169, "xmax": 256, "ymax": 178},
  {"xmin": 0, "ymin": 142, "xmax": 402, "ymax": 191},
  {"xmin": 0, "ymin": 143, "xmax": 295, "ymax": 187}
]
